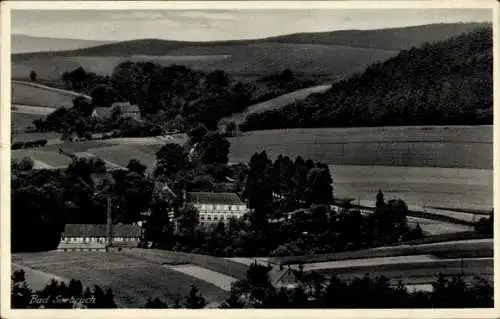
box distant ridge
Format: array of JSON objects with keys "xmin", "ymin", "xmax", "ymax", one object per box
[
  {"xmin": 12, "ymin": 34, "xmax": 111, "ymax": 54},
  {"xmin": 12, "ymin": 22, "xmax": 489, "ymax": 58}
]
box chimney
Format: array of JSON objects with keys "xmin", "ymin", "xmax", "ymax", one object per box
[{"xmin": 106, "ymin": 196, "xmax": 113, "ymax": 252}]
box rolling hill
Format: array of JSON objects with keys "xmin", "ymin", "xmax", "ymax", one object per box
[
  {"xmin": 13, "ymin": 23, "xmax": 488, "ymax": 57},
  {"xmin": 12, "ymin": 35, "xmax": 110, "ymax": 54},
  {"xmin": 11, "ymin": 23, "xmax": 487, "ymax": 82}
]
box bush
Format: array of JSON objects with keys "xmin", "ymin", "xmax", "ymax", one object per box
[{"xmin": 11, "ymin": 142, "xmax": 24, "ymax": 150}]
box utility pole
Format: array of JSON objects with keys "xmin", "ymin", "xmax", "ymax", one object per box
[{"xmin": 106, "ymin": 196, "xmax": 113, "ymax": 252}]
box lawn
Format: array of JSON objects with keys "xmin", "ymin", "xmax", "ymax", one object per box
[{"xmin": 11, "ymin": 251, "xmax": 228, "ymax": 308}]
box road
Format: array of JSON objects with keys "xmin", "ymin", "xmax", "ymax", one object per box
[{"xmin": 12, "ymin": 104, "xmax": 56, "ymax": 115}]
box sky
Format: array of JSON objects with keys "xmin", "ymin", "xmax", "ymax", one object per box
[{"xmin": 11, "ymin": 9, "xmax": 492, "ymax": 42}]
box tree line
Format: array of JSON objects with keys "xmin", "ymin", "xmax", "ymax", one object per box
[
  {"xmin": 240, "ymin": 28, "xmax": 493, "ymax": 131},
  {"xmin": 13, "ymin": 263, "xmax": 493, "ymax": 309},
  {"xmin": 11, "ymin": 139, "xmax": 48, "ymax": 150}
]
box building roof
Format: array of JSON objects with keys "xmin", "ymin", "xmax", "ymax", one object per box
[
  {"xmin": 186, "ymin": 192, "xmax": 245, "ymax": 205},
  {"xmin": 93, "ymin": 107, "xmax": 113, "ymax": 118},
  {"xmin": 112, "ymin": 101, "xmax": 140, "ymax": 113},
  {"xmin": 62, "ymin": 224, "xmax": 142, "ymax": 238}
]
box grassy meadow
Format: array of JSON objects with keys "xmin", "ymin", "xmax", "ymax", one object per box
[
  {"xmin": 11, "ymin": 81, "xmax": 82, "ymax": 108},
  {"xmin": 11, "ymin": 251, "xmax": 228, "ymax": 307}
]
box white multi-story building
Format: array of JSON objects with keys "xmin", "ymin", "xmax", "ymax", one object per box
[{"xmin": 185, "ymin": 192, "xmax": 249, "ymax": 225}]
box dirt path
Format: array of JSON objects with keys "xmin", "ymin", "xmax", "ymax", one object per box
[{"xmin": 164, "ymin": 264, "xmax": 238, "ymax": 291}]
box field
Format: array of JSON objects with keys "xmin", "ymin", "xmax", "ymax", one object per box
[
  {"xmin": 310, "ymin": 257, "xmax": 492, "ymax": 281},
  {"xmin": 11, "ymin": 81, "xmax": 88, "ymax": 108},
  {"xmin": 406, "ymin": 217, "xmax": 473, "ymax": 235},
  {"xmin": 228, "ymin": 126, "xmax": 493, "ymax": 211},
  {"xmin": 270, "ymin": 239, "xmax": 493, "ymax": 265},
  {"xmin": 122, "ymin": 249, "xmax": 249, "ymax": 280},
  {"xmin": 228, "ymin": 126, "xmax": 493, "ymax": 169},
  {"xmin": 11, "ymin": 251, "xmax": 228, "ymax": 307},
  {"xmin": 332, "ymin": 165, "xmax": 492, "ymax": 211},
  {"xmin": 219, "ymin": 84, "xmax": 332, "ymax": 126},
  {"xmin": 12, "ymin": 132, "xmax": 61, "ymax": 142},
  {"xmin": 12, "ymin": 43, "xmax": 398, "ymax": 82},
  {"xmin": 12, "ymin": 149, "xmax": 73, "ymax": 168},
  {"xmin": 317, "ymin": 259, "xmax": 493, "ymax": 287},
  {"xmin": 11, "ymin": 112, "xmax": 45, "ymax": 130}
]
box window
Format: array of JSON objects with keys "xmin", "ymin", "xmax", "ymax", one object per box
[{"xmin": 200, "ymin": 216, "xmax": 205, "ymax": 220}]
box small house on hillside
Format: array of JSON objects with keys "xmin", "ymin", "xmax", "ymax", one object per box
[
  {"xmin": 57, "ymin": 223, "xmax": 142, "ymax": 252},
  {"xmin": 91, "ymin": 102, "xmax": 141, "ymax": 121},
  {"xmin": 112, "ymin": 101, "xmax": 141, "ymax": 120},
  {"xmin": 91, "ymin": 107, "xmax": 113, "ymax": 119},
  {"xmin": 184, "ymin": 192, "xmax": 249, "ymax": 225}
]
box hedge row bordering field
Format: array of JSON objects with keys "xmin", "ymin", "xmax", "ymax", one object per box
[{"xmin": 11, "ymin": 139, "xmax": 48, "ymax": 150}]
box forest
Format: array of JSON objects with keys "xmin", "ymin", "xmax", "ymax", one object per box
[{"xmin": 240, "ymin": 28, "xmax": 493, "ymax": 131}]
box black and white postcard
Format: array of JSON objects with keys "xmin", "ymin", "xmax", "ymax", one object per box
[{"xmin": 1, "ymin": 1, "xmax": 498, "ymax": 318}]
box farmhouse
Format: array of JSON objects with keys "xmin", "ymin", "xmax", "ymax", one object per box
[
  {"xmin": 91, "ymin": 102, "xmax": 141, "ymax": 120},
  {"xmin": 57, "ymin": 223, "xmax": 142, "ymax": 252},
  {"xmin": 91, "ymin": 106, "xmax": 113, "ymax": 119},
  {"xmin": 184, "ymin": 191, "xmax": 249, "ymax": 225},
  {"xmin": 113, "ymin": 101, "xmax": 141, "ymax": 120}
]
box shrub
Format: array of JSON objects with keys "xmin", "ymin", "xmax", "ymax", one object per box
[{"xmin": 12, "ymin": 142, "xmax": 24, "ymax": 150}]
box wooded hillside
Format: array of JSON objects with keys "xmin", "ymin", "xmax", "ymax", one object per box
[{"xmin": 241, "ymin": 28, "xmax": 493, "ymax": 131}]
